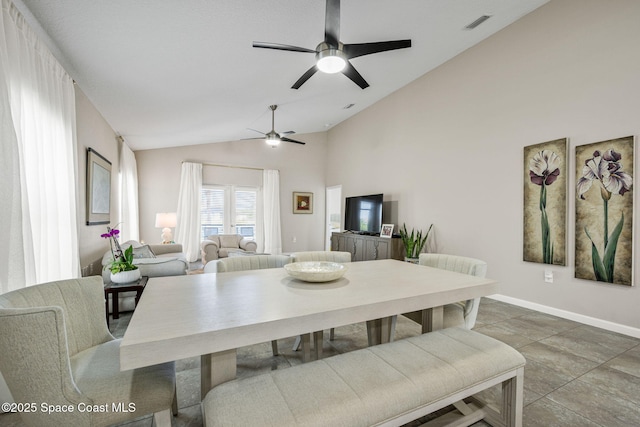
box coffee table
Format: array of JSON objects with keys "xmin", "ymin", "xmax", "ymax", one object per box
[{"xmin": 104, "ymin": 276, "xmax": 148, "ymax": 326}]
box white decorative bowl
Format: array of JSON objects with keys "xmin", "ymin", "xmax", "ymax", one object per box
[
  {"xmin": 110, "ymin": 269, "xmax": 141, "ymax": 284},
  {"xmin": 284, "ymin": 262, "xmax": 348, "ymax": 283}
]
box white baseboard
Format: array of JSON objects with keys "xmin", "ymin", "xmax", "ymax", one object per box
[{"xmin": 488, "ymin": 294, "xmax": 640, "ymax": 339}]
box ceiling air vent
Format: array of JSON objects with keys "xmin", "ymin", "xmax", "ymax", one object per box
[{"xmin": 464, "ymin": 15, "xmax": 492, "ymax": 30}]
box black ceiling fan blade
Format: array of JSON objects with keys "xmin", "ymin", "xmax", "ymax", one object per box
[
  {"xmin": 252, "ymin": 42, "xmax": 316, "ymax": 54},
  {"xmin": 280, "ymin": 131, "xmax": 295, "ymax": 135},
  {"xmin": 342, "ymin": 61, "xmax": 369, "ymax": 89},
  {"xmin": 282, "ymin": 137, "xmax": 306, "ymax": 145},
  {"xmin": 343, "ymin": 40, "xmax": 412, "ymax": 59},
  {"xmin": 324, "ymin": 0, "xmax": 341, "ymax": 47},
  {"xmin": 292, "ymin": 65, "xmax": 319, "ymax": 89}
]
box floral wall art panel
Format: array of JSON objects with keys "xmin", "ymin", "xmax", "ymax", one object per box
[
  {"xmin": 523, "ymin": 139, "xmax": 567, "ymax": 265},
  {"xmin": 575, "ymin": 136, "xmax": 634, "ymax": 286}
]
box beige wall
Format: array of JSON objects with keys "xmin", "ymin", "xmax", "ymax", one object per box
[
  {"xmin": 326, "ymin": 0, "xmax": 640, "ymax": 330},
  {"xmin": 75, "ymin": 88, "xmax": 120, "ymax": 273},
  {"xmin": 135, "ymin": 132, "xmax": 327, "ymax": 253}
]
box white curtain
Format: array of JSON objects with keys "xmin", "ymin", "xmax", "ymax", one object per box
[
  {"xmin": 118, "ymin": 137, "xmax": 139, "ymax": 242},
  {"xmin": 175, "ymin": 162, "xmax": 202, "ymax": 262},
  {"xmin": 263, "ymin": 169, "xmax": 282, "ymax": 255},
  {"xmin": 0, "ymin": 23, "xmax": 29, "ymax": 293},
  {"xmin": 0, "ymin": 0, "xmax": 78, "ymax": 288}
]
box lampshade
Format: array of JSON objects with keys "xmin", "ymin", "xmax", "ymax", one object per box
[{"xmin": 155, "ymin": 212, "xmax": 177, "ymax": 228}]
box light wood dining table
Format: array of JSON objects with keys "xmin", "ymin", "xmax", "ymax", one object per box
[{"xmin": 120, "ymin": 259, "xmax": 498, "ymax": 398}]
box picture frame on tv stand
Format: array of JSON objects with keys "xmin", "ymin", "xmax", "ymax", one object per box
[{"xmin": 380, "ymin": 224, "xmax": 394, "ymax": 238}]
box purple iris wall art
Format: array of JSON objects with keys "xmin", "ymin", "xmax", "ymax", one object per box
[
  {"xmin": 524, "ymin": 139, "xmax": 568, "ymax": 266},
  {"xmin": 575, "ymin": 137, "xmax": 634, "ymax": 286}
]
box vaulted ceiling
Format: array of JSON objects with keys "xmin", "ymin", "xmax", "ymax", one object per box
[{"xmin": 15, "ymin": 0, "xmax": 548, "ymax": 150}]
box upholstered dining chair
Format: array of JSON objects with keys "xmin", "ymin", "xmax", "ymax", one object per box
[
  {"xmin": 215, "ymin": 255, "xmax": 292, "ymax": 356},
  {"xmin": 289, "ymin": 251, "xmax": 352, "ymax": 349},
  {"xmin": 0, "ymin": 276, "xmax": 177, "ymax": 427},
  {"xmin": 406, "ymin": 253, "xmax": 487, "ymax": 330}
]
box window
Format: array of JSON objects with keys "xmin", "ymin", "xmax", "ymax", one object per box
[{"xmin": 201, "ymin": 185, "xmax": 257, "ymax": 240}]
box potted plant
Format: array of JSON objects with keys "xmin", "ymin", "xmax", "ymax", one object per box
[
  {"xmin": 102, "ymin": 226, "xmax": 140, "ymax": 283},
  {"xmin": 399, "ymin": 223, "xmax": 433, "ymax": 263}
]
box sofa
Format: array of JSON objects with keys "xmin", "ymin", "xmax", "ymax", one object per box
[
  {"xmin": 101, "ymin": 240, "xmax": 188, "ymax": 312},
  {"xmin": 201, "ymin": 234, "xmax": 258, "ymax": 264}
]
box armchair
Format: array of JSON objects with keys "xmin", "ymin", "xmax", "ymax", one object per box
[
  {"xmin": 0, "ymin": 276, "xmax": 177, "ymax": 426},
  {"xmin": 201, "ymin": 234, "xmax": 258, "ymax": 264}
]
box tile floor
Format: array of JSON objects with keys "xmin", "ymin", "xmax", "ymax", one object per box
[{"xmin": 2, "ymin": 298, "xmax": 639, "ymax": 426}]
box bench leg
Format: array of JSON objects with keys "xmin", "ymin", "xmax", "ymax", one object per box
[
  {"xmin": 476, "ymin": 367, "xmax": 524, "ymax": 427},
  {"xmin": 152, "ymin": 408, "xmax": 171, "ymax": 427},
  {"xmin": 502, "ymin": 367, "xmax": 524, "ymax": 427}
]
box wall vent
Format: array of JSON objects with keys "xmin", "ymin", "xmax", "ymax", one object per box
[{"xmin": 464, "ymin": 15, "xmax": 492, "ymax": 30}]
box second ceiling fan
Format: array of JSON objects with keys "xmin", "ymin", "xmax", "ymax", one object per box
[
  {"xmin": 246, "ymin": 105, "xmax": 306, "ymax": 147},
  {"xmin": 253, "ymin": 0, "xmax": 411, "ymax": 89}
]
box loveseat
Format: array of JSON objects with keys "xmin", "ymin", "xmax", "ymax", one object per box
[
  {"xmin": 101, "ymin": 240, "xmax": 188, "ymax": 312},
  {"xmin": 201, "ymin": 234, "xmax": 258, "ymax": 264}
]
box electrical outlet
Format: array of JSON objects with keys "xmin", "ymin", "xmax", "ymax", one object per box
[
  {"xmin": 292, "ymin": 236, "xmax": 297, "ymax": 243},
  {"xmin": 544, "ymin": 269, "xmax": 553, "ymax": 283}
]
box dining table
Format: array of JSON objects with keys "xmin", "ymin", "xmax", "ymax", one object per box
[{"xmin": 120, "ymin": 259, "xmax": 498, "ymax": 398}]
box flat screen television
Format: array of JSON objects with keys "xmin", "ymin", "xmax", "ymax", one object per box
[{"xmin": 344, "ymin": 194, "xmax": 383, "ymax": 234}]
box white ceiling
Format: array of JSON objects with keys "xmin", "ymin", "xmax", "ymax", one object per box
[{"xmin": 16, "ymin": 0, "xmax": 548, "ymax": 151}]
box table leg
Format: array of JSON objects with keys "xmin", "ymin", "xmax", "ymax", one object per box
[
  {"xmin": 201, "ymin": 349, "xmax": 237, "ymax": 399},
  {"xmin": 366, "ymin": 317, "xmax": 393, "ymax": 346},
  {"xmin": 313, "ymin": 331, "xmax": 323, "ymax": 360},
  {"xmin": 112, "ymin": 290, "xmax": 120, "ymax": 320},
  {"xmin": 104, "ymin": 291, "xmax": 109, "ymax": 327},
  {"xmin": 301, "ymin": 333, "xmax": 311, "ymax": 363},
  {"xmin": 422, "ymin": 306, "xmax": 444, "ymax": 332}
]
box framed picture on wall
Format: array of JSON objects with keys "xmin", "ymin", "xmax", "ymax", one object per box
[
  {"xmin": 293, "ymin": 192, "xmax": 313, "ymax": 214},
  {"xmin": 575, "ymin": 136, "xmax": 634, "ymax": 286},
  {"xmin": 86, "ymin": 147, "xmax": 111, "ymax": 225},
  {"xmin": 523, "ymin": 138, "xmax": 568, "ymax": 265}
]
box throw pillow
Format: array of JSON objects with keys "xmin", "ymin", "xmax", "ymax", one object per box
[{"xmin": 132, "ymin": 244, "xmax": 156, "ymax": 259}]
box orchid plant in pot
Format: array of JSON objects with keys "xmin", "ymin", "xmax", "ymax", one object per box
[
  {"xmin": 399, "ymin": 223, "xmax": 433, "ymax": 263},
  {"xmin": 102, "ymin": 226, "xmax": 140, "ymax": 283}
]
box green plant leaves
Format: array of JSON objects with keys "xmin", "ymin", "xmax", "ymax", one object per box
[
  {"xmin": 400, "ymin": 223, "xmax": 433, "ymax": 258},
  {"xmin": 585, "ymin": 213, "xmax": 624, "ymax": 283}
]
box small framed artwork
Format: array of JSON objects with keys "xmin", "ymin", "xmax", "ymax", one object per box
[
  {"xmin": 380, "ymin": 224, "xmax": 394, "ymax": 238},
  {"xmin": 86, "ymin": 147, "xmax": 112, "ymax": 225},
  {"xmin": 293, "ymin": 192, "xmax": 313, "ymax": 214}
]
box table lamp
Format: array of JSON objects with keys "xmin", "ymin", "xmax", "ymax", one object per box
[{"xmin": 155, "ymin": 212, "xmax": 177, "ymax": 244}]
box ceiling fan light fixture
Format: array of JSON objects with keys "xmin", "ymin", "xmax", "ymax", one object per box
[
  {"xmin": 316, "ymin": 44, "xmax": 346, "ymax": 74},
  {"xmin": 265, "ymin": 132, "xmax": 281, "ymax": 147}
]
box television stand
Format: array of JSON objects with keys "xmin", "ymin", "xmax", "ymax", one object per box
[{"xmin": 331, "ymin": 232, "xmax": 403, "ymax": 262}]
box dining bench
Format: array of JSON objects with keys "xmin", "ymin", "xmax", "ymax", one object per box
[{"xmin": 202, "ymin": 327, "xmax": 525, "ymax": 427}]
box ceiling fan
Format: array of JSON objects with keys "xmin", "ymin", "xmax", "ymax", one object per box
[
  {"xmin": 253, "ymin": 0, "xmax": 411, "ymax": 89},
  {"xmin": 246, "ymin": 105, "xmax": 306, "ymax": 147}
]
